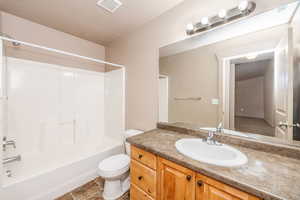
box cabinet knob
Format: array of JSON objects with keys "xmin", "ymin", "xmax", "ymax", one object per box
[
  {"xmin": 138, "ymin": 154, "xmax": 143, "ymax": 159},
  {"xmin": 197, "ymin": 180, "xmax": 203, "ymax": 187},
  {"xmin": 186, "ymin": 175, "xmax": 192, "ymax": 181},
  {"xmin": 138, "ymin": 176, "xmax": 143, "ymax": 180}
]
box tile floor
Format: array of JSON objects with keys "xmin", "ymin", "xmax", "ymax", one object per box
[
  {"xmin": 235, "ymin": 116, "xmax": 275, "ymax": 137},
  {"xmin": 55, "ymin": 177, "xmax": 129, "ymax": 200}
]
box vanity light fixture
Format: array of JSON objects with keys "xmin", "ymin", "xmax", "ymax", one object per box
[{"xmin": 186, "ymin": 1, "xmax": 256, "ymax": 35}]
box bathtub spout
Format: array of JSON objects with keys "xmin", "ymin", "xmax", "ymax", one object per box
[{"xmin": 3, "ymin": 155, "xmax": 21, "ymax": 165}]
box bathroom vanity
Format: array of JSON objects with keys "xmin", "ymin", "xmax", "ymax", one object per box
[
  {"xmin": 130, "ymin": 146, "xmax": 260, "ymax": 200},
  {"xmin": 127, "ymin": 127, "xmax": 300, "ymax": 200}
]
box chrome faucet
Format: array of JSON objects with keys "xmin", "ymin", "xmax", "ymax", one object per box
[
  {"xmin": 216, "ymin": 121, "xmax": 223, "ymax": 133},
  {"xmin": 3, "ymin": 136, "xmax": 16, "ymax": 151},
  {"xmin": 204, "ymin": 131, "xmax": 222, "ymax": 145},
  {"xmin": 206, "ymin": 131, "xmax": 215, "ymax": 144},
  {"xmin": 3, "ymin": 155, "xmax": 21, "ymax": 165}
]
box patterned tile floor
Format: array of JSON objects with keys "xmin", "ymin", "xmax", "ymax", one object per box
[{"xmin": 55, "ymin": 177, "xmax": 129, "ymax": 200}]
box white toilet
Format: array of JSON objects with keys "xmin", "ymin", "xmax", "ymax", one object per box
[{"xmin": 98, "ymin": 129, "xmax": 144, "ymax": 200}]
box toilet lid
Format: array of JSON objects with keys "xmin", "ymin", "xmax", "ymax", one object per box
[{"xmin": 98, "ymin": 154, "xmax": 130, "ymax": 171}]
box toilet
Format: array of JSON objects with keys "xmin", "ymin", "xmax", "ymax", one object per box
[{"xmin": 98, "ymin": 129, "xmax": 144, "ymax": 200}]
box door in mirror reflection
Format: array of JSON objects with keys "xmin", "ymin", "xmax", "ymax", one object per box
[
  {"xmin": 274, "ymin": 28, "xmax": 293, "ymax": 140},
  {"xmin": 233, "ymin": 56, "xmax": 275, "ymax": 137},
  {"xmin": 220, "ymin": 28, "xmax": 294, "ymax": 140},
  {"xmin": 159, "ymin": 75, "xmax": 169, "ymax": 123}
]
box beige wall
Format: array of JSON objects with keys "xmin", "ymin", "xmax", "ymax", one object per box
[
  {"xmin": 107, "ymin": 0, "xmax": 245, "ymax": 130},
  {"xmin": 235, "ymin": 76, "xmax": 265, "ymax": 118},
  {"xmin": 107, "ymin": 0, "xmax": 292, "ymax": 131},
  {"xmin": 0, "ymin": 12, "xmax": 106, "ymax": 72},
  {"xmin": 159, "ymin": 45, "xmax": 218, "ymax": 126}
]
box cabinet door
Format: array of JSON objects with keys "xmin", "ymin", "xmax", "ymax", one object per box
[
  {"xmin": 196, "ymin": 174, "xmax": 260, "ymax": 200},
  {"xmin": 195, "ymin": 178, "xmax": 205, "ymax": 200},
  {"xmin": 158, "ymin": 157, "xmax": 195, "ymax": 200}
]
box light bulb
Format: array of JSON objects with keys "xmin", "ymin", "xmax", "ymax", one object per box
[
  {"xmin": 238, "ymin": 0, "xmax": 249, "ymax": 11},
  {"xmin": 201, "ymin": 17, "xmax": 209, "ymax": 25},
  {"xmin": 186, "ymin": 23, "xmax": 194, "ymax": 31},
  {"xmin": 246, "ymin": 53, "xmax": 258, "ymax": 60},
  {"xmin": 218, "ymin": 9, "xmax": 227, "ymax": 18}
]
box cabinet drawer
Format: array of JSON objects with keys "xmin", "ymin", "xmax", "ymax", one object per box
[
  {"xmin": 130, "ymin": 183, "xmax": 154, "ymax": 200},
  {"xmin": 131, "ymin": 159, "xmax": 156, "ymax": 197},
  {"xmin": 131, "ymin": 146, "xmax": 157, "ymax": 170}
]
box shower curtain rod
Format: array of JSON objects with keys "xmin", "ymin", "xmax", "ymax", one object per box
[{"xmin": 0, "ymin": 36, "xmax": 125, "ymax": 68}]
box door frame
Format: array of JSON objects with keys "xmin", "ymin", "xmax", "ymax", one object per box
[
  {"xmin": 158, "ymin": 74, "xmax": 169, "ymax": 122},
  {"xmin": 217, "ymin": 48, "xmax": 275, "ymax": 129}
]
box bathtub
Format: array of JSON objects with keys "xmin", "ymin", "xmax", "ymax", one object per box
[{"xmin": 2, "ymin": 141, "xmax": 124, "ymax": 200}]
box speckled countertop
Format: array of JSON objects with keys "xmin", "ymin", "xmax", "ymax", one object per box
[{"xmin": 127, "ymin": 129, "xmax": 300, "ymax": 200}]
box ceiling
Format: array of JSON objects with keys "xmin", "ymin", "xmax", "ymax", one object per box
[
  {"xmin": 233, "ymin": 51, "xmax": 274, "ymax": 64},
  {"xmin": 235, "ymin": 58, "xmax": 273, "ymax": 81},
  {"xmin": 0, "ymin": 0, "xmax": 184, "ymax": 45}
]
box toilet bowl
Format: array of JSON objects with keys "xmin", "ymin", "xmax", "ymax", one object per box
[{"xmin": 98, "ymin": 129, "xmax": 144, "ymax": 200}]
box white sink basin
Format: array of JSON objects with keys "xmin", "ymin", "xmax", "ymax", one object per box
[{"xmin": 175, "ymin": 138, "xmax": 248, "ymax": 167}]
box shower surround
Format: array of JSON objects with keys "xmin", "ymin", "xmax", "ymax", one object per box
[{"xmin": 1, "ymin": 54, "xmax": 125, "ymax": 199}]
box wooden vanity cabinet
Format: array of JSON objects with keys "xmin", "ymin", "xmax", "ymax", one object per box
[{"xmin": 130, "ymin": 146, "xmax": 261, "ymax": 200}]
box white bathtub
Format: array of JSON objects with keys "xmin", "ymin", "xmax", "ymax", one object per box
[{"xmin": 2, "ymin": 142, "xmax": 124, "ymax": 200}]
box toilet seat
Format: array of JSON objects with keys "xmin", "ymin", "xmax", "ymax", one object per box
[{"xmin": 98, "ymin": 154, "xmax": 130, "ymax": 178}]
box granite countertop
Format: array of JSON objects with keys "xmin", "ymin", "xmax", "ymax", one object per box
[{"xmin": 127, "ymin": 129, "xmax": 300, "ymax": 200}]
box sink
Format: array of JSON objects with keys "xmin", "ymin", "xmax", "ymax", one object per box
[
  {"xmin": 175, "ymin": 138, "xmax": 248, "ymax": 167},
  {"xmin": 200, "ymin": 127, "xmax": 255, "ymax": 138}
]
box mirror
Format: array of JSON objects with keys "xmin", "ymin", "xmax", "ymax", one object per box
[{"xmin": 158, "ymin": 1, "xmax": 300, "ymax": 144}]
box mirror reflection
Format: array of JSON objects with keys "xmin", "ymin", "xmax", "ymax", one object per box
[{"xmin": 159, "ymin": 1, "xmax": 300, "ymax": 143}]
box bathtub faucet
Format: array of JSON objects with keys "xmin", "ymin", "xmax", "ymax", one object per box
[
  {"xmin": 3, "ymin": 155, "xmax": 21, "ymax": 165},
  {"xmin": 3, "ymin": 136, "xmax": 16, "ymax": 151}
]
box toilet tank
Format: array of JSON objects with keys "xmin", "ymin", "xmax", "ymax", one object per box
[{"xmin": 125, "ymin": 129, "xmax": 144, "ymax": 155}]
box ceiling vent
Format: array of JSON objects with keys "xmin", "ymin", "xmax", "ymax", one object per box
[{"xmin": 97, "ymin": 0, "xmax": 122, "ymax": 13}]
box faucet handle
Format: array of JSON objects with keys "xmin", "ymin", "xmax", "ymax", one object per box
[
  {"xmin": 218, "ymin": 122, "xmax": 222, "ymax": 128},
  {"xmin": 208, "ymin": 131, "xmax": 214, "ymax": 138},
  {"xmin": 3, "ymin": 137, "xmax": 16, "ymax": 151}
]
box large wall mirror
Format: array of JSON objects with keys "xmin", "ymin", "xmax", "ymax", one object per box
[{"xmin": 158, "ymin": 1, "xmax": 300, "ymax": 145}]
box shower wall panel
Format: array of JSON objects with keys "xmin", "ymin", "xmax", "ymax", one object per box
[{"xmin": 4, "ymin": 57, "xmax": 107, "ymax": 182}]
